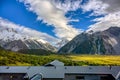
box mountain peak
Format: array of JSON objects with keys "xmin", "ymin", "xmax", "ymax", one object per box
[
  {"xmin": 58, "ymin": 27, "xmax": 120, "ymax": 55},
  {"xmin": 0, "ymin": 20, "xmax": 56, "ymax": 51}
]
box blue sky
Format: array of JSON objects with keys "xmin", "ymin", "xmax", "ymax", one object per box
[
  {"xmin": 0, "ymin": 0, "xmax": 55, "ymax": 36},
  {"xmin": 0, "ymin": 0, "xmax": 120, "ymax": 42}
]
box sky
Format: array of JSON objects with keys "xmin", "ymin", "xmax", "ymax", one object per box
[{"xmin": 0, "ymin": 0, "xmax": 120, "ymax": 43}]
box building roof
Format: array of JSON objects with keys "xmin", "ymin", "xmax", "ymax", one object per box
[
  {"xmin": 0, "ymin": 60, "xmax": 120, "ymax": 79},
  {"xmin": 44, "ymin": 60, "xmax": 64, "ymax": 66}
]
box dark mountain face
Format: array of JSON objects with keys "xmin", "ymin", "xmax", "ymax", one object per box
[
  {"xmin": 0, "ymin": 39, "xmax": 57, "ymax": 52},
  {"xmin": 105, "ymin": 27, "xmax": 120, "ymax": 36},
  {"xmin": 0, "ymin": 46, "xmax": 3, "ymax": 50},
  {"xmin": 58, "ymin": 27, "xmax": 120, "ymax": 55}
]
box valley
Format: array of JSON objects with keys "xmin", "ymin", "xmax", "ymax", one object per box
[
  {"xmin": 0, "ymin": 49, "xmax": 120, "ymax": 66},
  {"xmin": 1, "ymin": 19, "xmax": 120, "ymax": 66}
]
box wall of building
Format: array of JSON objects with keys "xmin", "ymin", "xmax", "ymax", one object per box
[
  {"xmin": 0, "ymin": 73, "xmax": 26, "ymax": 80},
  {"xmin": 64, "ymin": 74, "xmax": 115, "ymax": 80},
  {"xmin": 43, "ymin": 78, "xmax": 63, "ymax": 80},
  {"xmin": 0, "ymin": 66, "xmax": 119, "ymax": 80}
]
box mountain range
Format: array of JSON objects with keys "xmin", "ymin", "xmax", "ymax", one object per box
[
  {"xmin": 0, "ymin": 25, "xmax": 120, "ymax": 55},
  {"xmin": 58, "ymin": 27, "xmax": 120, "ymax": 55},
  {"xmin": 0, "ymin": 26, "xmax": 57, "ymax": 53}
]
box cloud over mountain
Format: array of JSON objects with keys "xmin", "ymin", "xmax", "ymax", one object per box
[
  {"xmin": 82, "ymin": 0, "xmax": 120, "ymax": 32},
  {"xmin": 19, "ymin": 0, "xmax": 120, "ymax": 38},
  {"xmin": 88, "ymin": 12, "xmax": 120, "ymax": 32},
  {"xmin": 19, "ymin": 0, "xmax": 82, "ymax": 40},
  {"xmin": 0, "ymin": 17, "xmax": 59, "ymax": 44}
]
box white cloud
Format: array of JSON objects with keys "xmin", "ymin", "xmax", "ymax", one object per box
[
  {"xmin": 0, "ymin": 17, "xmax": 59, "ymax": 44},
  {"xmin": 87, "ymin": 12, "xmax": 120, "ymax": 32},
  {"xmin": 81, "ymin": 0, "xmax": 109, "ymax": 16},
  {"xmin": 69, "ymin": 19, "xmax": 79, "ymax": 22},
  {"xmin": 102, "ymin": 0, "xmax": 120, "ymax": 13},
  {"xmin": 53, "ymin": 0, "xmax": 82, "ymax": 12},
  {"xmin": 82, "ymin": 0, "xmax": 120, "ymax": 32},
  {"xmin": 19, "ymin": 0, "xmax": 82, "ymax": 40}
]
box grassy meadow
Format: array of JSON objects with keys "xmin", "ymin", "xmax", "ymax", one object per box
[
  {"xmin": 69, "ymin": 55, "xmax": 120, "ymax": 66},
  {"xmin": 0, "ymin": 49, "xmax": 120, "ymax": 66}
]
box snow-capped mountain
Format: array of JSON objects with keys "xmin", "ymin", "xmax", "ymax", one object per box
[
  {"xmin": 58, "ymin": 27, "xmax": 120, "ymax": 55},
  {"xmin": 0, "ymin": 24, "xmax": 56, "ymax": 52},
  {"xmin": 0, "ymin": 20, "xmax": 56, "ymax": 51}
]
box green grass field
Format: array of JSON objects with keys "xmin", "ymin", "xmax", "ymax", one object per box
[
  {"xmin": 0, "ymin": 49, "xmax": 120, "ymax": 66},
  {"xmin": 69, "ymin": 55, "xmax": 120, "ymax": 66}
]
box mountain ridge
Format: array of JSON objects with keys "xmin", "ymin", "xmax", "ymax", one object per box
[
  {"xmin": 58, "ymin": 27, "xmax": 120, "ymax": 55},
  {"xmin": 0, "ymin": 26, "xmax": 57, "ymax": 52}
]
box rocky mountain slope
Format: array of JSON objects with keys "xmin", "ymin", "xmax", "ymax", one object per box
[
  {"xmin": 0, "ymin": 26, "xmax": 56, "ymax": 52},
  {"xmin": 58, "ymin": 27, "xmax": 120, "ymax": 55}
]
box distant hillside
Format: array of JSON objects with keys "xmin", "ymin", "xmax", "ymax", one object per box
[
  {"xmin": 58, "ymin": 27, "xmax": 120, "ymax": 55},
  {"xmin": 18, "ymin": 49, "xmax": 55, "ymax": 55}
]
